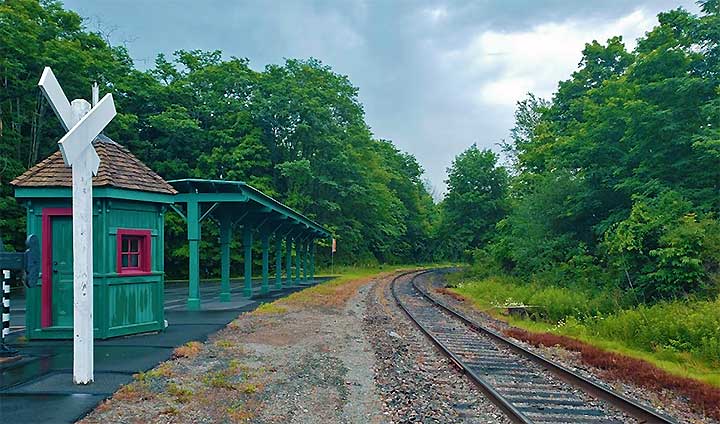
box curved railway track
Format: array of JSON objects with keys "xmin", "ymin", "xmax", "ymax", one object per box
[{"xmin": 390, "ymin": 269, "xmax": 676, "ymax": 424}]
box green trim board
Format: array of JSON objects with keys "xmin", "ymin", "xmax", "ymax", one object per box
[{"xmin": 15, "ymin": 186, "xmax": 175, "ymax": 204}]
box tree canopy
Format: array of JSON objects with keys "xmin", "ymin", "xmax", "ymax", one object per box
[
  {"xmin": 447, "ymin": 1, "xmax": 720, "ymax": 302},
  {"xmin": 0, "ymin": 0, "xmax": 436, "ymax": 276},
  {"xmin": 3, "ymin": 0, "xmax": 719, "ymax": 303}
]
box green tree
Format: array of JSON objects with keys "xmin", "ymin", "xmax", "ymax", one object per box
[
  {"xmin": 490, "ymin": 1, "xmax": 720, "ymax": 301},
  {"xmin": 437, "ymin": 146, "xmax": 508, "ymax": 259},
  {"xmin": 1, "ymin": 1, "xmax": 438, "ymax": 270},
  {"xmin": 0, "ymin": 0, "xmax": 137, "ymax": 249}
]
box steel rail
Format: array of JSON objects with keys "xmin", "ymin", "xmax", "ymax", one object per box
[
  {"xmin": 408, "ymin": 269, "xmax": 676, "ymax": 424},
  {"xmin": 390, "ymin": 270, "xmax": 532, "ymax": 424}
]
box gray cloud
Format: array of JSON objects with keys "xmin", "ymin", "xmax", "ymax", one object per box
[{"xmin": 65, "ymin": 0, "xmax": 698, "ymax": 196}]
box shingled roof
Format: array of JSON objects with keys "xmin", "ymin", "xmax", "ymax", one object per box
[{"xmin": 11, "ymin": 134, "xmax": 177, "ymax": 195}]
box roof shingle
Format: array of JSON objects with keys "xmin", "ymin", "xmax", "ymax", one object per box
[{"xmin": 10, "ymin": 134, "xmax": 177, "ymax": 195}]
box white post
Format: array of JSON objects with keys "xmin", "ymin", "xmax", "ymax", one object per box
[
  {"xmin": 71, "ymin": 99, "xmax": 94, "ymax": 384},
  {"xmin": 92, "ymin": 82, "xmax": 99, "ymax": 107},
  {"xmin": 38, "ymin": 68, "xmax": 115, "ymax": 385}
]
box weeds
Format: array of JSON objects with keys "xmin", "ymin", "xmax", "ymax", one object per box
[
  {"xmin": 228, "ymin": 359, "xmax": 250, "ymax": 375},
  {"xmin": 173, "ymin": 341, "xmax": 203, "ymax": 358},
  {"xmin": 215, "ymin": 339, "xmax": 235, "ymax": 349},
  {"xmin": 239, "ymin": 382, "xmax": 260, "ymax": 394},
  {"xmin": 113, "ymin": 383, "xmax": 150, "ymax": 402},
  {"xmin": 227, "ymin": 404, "xmax": 254, "ymax": 422},
  {"xmin": 166, "ymin": 382, "xmax": 193, "ymax": 403},
  {"xmin": 160, "ymin": 406, "xmax": 179, "ymax": 416},
  {"xmin": 204, "ymin": 371, "xmax": 236, "ymax": 390}
]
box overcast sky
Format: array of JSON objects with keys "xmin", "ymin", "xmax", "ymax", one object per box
[{"xmin": 64, "ymin": 0, "xmax": 698, "ymax": 197}]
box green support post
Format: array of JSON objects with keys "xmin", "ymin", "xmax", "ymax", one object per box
[
  {"xmin": 219, "ymin": 216, "xmax": 232, "ymax": 302},
  {"xmin": 302, "ymin": 239, "xmax": 308, "ymax": 282},
  {"xmin": 243, "ymin": 226, "xmax": 253, "ymax": 297},
  {"xmin": 294, "ymin": 237, "xmax": 301, "ymax": 284},
  {"xmin": 261, "ymin": 232, "xmax": 270, "ymax": 295},
  {"xmin": 310, "ymin": 240, "xmax": 316, "ymax": 283},
  {"xmin": 187, "ymin": 199, "xmax": 201, "ymax": 311},
  {"xmin": 285, "ymin": 234, "xmax": 292, "ymax": 286},
  {"xmin": 275, "ymin": 235, "xmax": 282, "ymax": 290}
]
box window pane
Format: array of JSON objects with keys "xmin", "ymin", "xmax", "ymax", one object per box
[
  {"xmin": 122, "ymin": 255, "xmax": 129, "ymax": 267},
  {"xmin": 130, "ymin": 238, "xmax": 139, "ymax": 252},
  {"xmin": 130, "ymin": 254, "xmax": 139, "ymax": 267},
  {"xmin": 122, "ymin": 238, "xmax": 129, "ymax": 252}
]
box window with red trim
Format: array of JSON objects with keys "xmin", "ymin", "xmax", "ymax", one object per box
[{"xmin": 117, "ymin": 229, "xmax": 151, "ymax": 274}]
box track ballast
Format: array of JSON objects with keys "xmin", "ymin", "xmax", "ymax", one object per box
[{"xmin": 391, "ymin": 270, "xmax": 676, "ymax": 424}]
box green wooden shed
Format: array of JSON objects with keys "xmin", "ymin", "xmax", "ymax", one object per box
[{"xmin": 10, "ymin": 135, "xmax": 177, "ymax": 340}]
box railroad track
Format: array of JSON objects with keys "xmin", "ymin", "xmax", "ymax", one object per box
[{"xmin": 390, "ymin": 270, "xmax": 676, "ymax": 424}]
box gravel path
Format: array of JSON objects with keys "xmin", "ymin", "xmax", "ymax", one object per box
[
  {"xmin": 80, "ymin": 279, "xmax": 386, "ymax": 424},
  {"xmin": 244, "ymin": 283, "xmax": 385, "ymax": 423},
  {"xmin": 363, "ymin": 272, "xmax": 511, "ymax": 423},
  {"xmin": 419, "ymin": 270, "xmax": 720, "ymax": 424}
]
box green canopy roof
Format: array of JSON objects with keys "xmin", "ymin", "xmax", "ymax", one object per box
[{"xmin": 169, "ymin": 179, "xmax": 330, "ymax": 238}]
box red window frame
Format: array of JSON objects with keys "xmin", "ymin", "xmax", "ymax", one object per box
[{"xmin": 116, "ymin": 229, "xmax": 152, "ymax": 275}]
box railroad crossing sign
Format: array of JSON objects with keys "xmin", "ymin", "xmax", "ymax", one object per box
[{"xmin": 38, "ymin": 67, "xmax": 117, "ymax": 384}]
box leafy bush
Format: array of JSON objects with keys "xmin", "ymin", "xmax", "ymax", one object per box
[
  {"xmin": 494, "ymin": 173, "xmax": 574, "ymax": 274},
  {"xmin": 591, "ymin": 299, "xmax": 720, "ymax": 365},
  {"xmin": 450, "ymin": 273, "xmax": 622, "ymax": 321},
  {"xmin": 452, "ymin": 273, "xmax": 720, "ymax": 367},
  {"xmin": 603, "ymin": 191, "xmax": 720, "ymax": 301}
]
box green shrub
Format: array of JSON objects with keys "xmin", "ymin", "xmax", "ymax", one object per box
[
  {"xmin": 590, "ymin": 298, "xmax": 720, "ymax": 364},
  {"xmin": 527, "ymin": 287, "xmax": 591, "ymax": 321},
  {"xmin": 603, "ymin": 191, "xmax": 720, "ymax": 301},
  {"xmin": 454, "ymin": 274, "xmax": 720, "ymax": 367}
]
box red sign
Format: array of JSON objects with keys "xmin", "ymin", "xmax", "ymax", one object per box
[{"xmin": 332, "ymin": 238, "xmax": 337, "ymax": 253}]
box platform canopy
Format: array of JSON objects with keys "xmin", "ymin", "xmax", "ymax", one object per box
[{"xmin": 169, "ymin": 179, "xmax": 331, "ymax": 310}]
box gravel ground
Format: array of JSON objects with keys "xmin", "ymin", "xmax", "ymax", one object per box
[
  {"xmin": 80, "ymin": 280, "xmax": 386, "ymax": 424},
  {"xmin": 244, "ymin": 284, "xmax": 384, "ymax": 423},
  {"xmin": 82, "ymin": 271, "xmax": 511, "ymax": 424},
  {"xmin": 419, "ymin": 270, "xmax": 720, "ymax": 424},
  {"xmin": 363, "ymin": 272, "xmax": 511, "ymax": 424},
  {"xmin": 84, "ymin": 268, "xmax": 697, "ymax": 424}
]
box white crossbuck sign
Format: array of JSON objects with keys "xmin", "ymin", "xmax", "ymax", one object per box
[{"xmin": 38, "ymin": 67, "xmax": 116, "ymax": 384}]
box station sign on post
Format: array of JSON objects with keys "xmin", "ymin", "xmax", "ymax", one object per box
[
  {"xmin": 331, "ymin": 238, "xmax": 336, "ymax": 274},
  {"xmin": 38, "ymin": 67, "xmax": 116, "ymax": 384}
]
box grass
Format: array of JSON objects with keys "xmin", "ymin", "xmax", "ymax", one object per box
[
  {"xmin": 166, "ymin": 383, "xmax": 193, "ymax": 403},
  {"xmin": 449, "ymin": 273, "xmax": 720, "ymax": 388},
  {"xmin": 251, "ymin": 302, "xmax": 288, "ymax": 315}
]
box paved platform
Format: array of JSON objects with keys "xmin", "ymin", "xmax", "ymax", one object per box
[{"xmin": 0, "ymin": 277, "xmax": 330, "ymax": 423}]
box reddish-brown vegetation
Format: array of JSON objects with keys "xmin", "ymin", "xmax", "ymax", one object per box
[
  {"xmin": 172, "ymin": 341, "xmax": 203, "ymax": 359},
  {"xmin": 435, "ymin": 287, "xmax": 466, "ymax": 302},
  {"xmin": 504, "ymin": 328, "xmax": 720, "ymax": 420}
]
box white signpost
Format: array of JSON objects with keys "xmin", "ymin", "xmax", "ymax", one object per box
[{"xmin": 38, "ymin": 67, "xmax": 116, "ymax": 384}]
